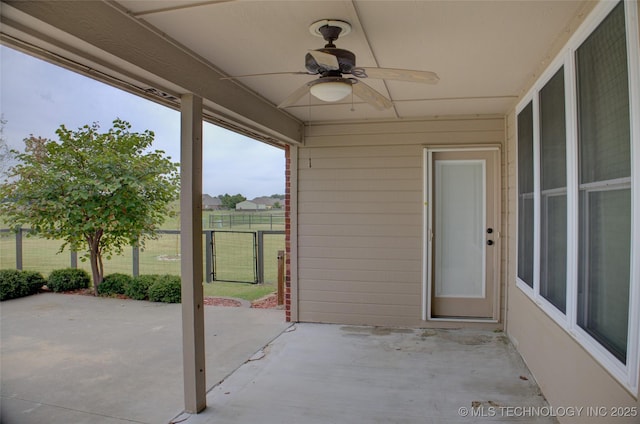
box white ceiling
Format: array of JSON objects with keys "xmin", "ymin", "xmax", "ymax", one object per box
[
  {"xmin": 115, "ymin": 0, "xmax": 587, "ymax": 123},
  {"xmin": 1, "ymin": 0, "xmax": 590, "ymax": 133}
]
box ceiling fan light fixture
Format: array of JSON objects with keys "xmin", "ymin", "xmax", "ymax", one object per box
[{"xmin": 309, "ymin": 78, "xmax": 353, "ymax": 102}]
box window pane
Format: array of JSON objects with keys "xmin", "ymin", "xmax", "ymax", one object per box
[
  {"xmin": 539, "ymin": 67, "xmax": 567, "ymax": 312},
  {"xmin": 540, "ymin": 194, "xmax": 567, "ymax": 312},
  {"xmin": 518, "ymin": 102, "xmax": 534, "ymax": 193},
  {"xmin": 576, "ymin": 1, "xmax": 631, "ymax": 363},
  {"xmin": 517, "ymin": 102, "xmax": 534, "ymax": 287},
  {"xmin": 577, "ymin": 2, "xmax": 630, "ymax": 184},
  {"xmin": 540, "ymin": 68, "xmax": 567, "ymax": 191},
  {"xmin": 434, "ymin": 160, "xmax": 485, "ymax": 297},
  {"xmin": 518, "ymin": 196, "xmax": 534, "ymax": 287},
  {"xmin": 578, "ymin": 189, "xmax": 630, "ymax": 363}
]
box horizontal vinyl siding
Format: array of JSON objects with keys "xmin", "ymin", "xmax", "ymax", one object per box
[
  {"xmin": 297, "ymin": 117, "xmax": 505, "ymax": 326},
  {"xmin": 300, "ymin": 245, "xmax": 421, "ymax": 261},
  {"xmin": 299, "ymin": 269, "xmax": 421, "ymax": 286},
  {"xmin": 299, "ymin": 280, "xmax": 419, "ymax": 294},
  {"xmin": 304, "ymin": 117, "xmax": 504, "ymax": 137}
]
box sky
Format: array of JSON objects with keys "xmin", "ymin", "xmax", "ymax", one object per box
[{"xmin": 0, "ymin": 45, "xmax": 285, "ymax": 199}]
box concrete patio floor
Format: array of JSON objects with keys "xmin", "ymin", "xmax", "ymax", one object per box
[
  {"xmin": 2, "ymin": 293, "xmax": 557, "ymax": 424},
  {"xmin": 0, "ymin": 292, "xmax": 288, "ymax": 423},
  {"xmin": 177, "ymin": 323, "xmax": 557, "ymax": 424}
]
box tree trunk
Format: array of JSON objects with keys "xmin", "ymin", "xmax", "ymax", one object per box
[{"xmin": 87, "ymin": 230, "xmax": 103, "ymax": 296}]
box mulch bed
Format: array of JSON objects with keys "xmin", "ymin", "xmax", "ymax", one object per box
[
  {"xmin": 250, "ymin": 293, "xmax": 278, "ymax": 309},
  {"xmin": 203, "ymin": 297, "xmax": 243, "ymax": 307},
  {"xmin": 56, "ymin": 287, "xmax": 279, "ymax": 309},
  {"xmin": 202, "ymin": 292, "xmax": 280, "ymax": 308}
]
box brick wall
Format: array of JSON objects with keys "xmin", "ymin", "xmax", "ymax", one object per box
[{"xmin": 284, "ymin": 144, "xmax": 291, "ymax": 322}]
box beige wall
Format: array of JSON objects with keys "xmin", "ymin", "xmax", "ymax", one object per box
[{"xmin": 296, "ymin": 117, "xmax": 505, "ymax": 327}]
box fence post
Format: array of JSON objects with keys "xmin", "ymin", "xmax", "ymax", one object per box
[
  {"xmin": 256, "ymin": 231, "xmax": 264, "ymax": 283},
  {"xmin": 15, "ymin": 227, "xmax": 23, "ymax": 270},
  {"xmin": 132, "ymin": 243, "xmax": 140, "ymax": 277},
  {"xmin": 205, "ymin": 231, "xmax": 212, "ymax": 283},
  {"xmin": 277, "ymin": 250, "xmax": 285, "ymax": 306}
]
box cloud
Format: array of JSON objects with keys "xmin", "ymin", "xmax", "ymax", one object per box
[
  {"xmin": 0, "ymin": 46, "xmax": 284, "ymax": 198},
  {"xmin": 202, "ymin": 124, "xmax": 284, "ymax": 198}
]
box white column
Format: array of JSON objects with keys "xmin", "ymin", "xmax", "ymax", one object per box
[{"xmin": 180, "ymin": 93, "xmax": 206, "ymax": 413}]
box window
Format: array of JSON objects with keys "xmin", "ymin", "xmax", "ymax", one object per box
[
  {"xmin": 539, "ymin": 67, "xmax": 567, "ymax": 313},
  {"xmin": 515, "ymin": 0, "xmax": 639, "ymax": 392},
  {"xmin": 517, "ymin": 102, "xmax": 534, "ymax": 288},
  {"xmin": 576, "ymin": 2, "xmax": 631, "ymax": 364}
]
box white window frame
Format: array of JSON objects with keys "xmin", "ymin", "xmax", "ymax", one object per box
[{"xmin": 515, "ymin": 0, "xmax": 640, "ymax": 394}]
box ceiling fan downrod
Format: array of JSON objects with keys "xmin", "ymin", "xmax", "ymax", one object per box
[{"xmin": 318, "ymin": 24, "xmax": 343, "ymax": 47}]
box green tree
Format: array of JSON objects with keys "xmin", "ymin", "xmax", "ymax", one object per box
[
  {"xmin": 218, "ymin": 193, "xmax": 246, "ymax": 209},
  {"xmin": 0, "ymin": 119, "xmax": 179, "ymax": 294}
]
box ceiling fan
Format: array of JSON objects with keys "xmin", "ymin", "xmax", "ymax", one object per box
[{"xmin": 223, "ymin": 19, "xmax": 439, "ymax": 110}]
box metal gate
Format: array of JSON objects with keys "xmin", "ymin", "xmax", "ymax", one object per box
[{"xmin": 210, "ymin": 230, "xmax": 258, "ymax": 283}]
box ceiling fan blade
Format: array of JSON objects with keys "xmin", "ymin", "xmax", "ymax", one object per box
[
  {"xmin": 355, "ymin": 67, "xmax": 439, "ymax": 84},
  {"xmin": 308, "ymin": 50, "xmax": 340, "ymax": 71},
  {"xmin": 221, "ymin": 71, "xmax": 310, "ymax": 80},
  {"xmin": 352, "ymin": 81, "xmax": 393, "ymax": 110},
  {"xmin": 277, "ymin": 83, "xmax": 311, "ymax": 108}
]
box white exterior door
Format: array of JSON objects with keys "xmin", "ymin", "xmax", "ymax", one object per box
[{"xmin": 425, "ymin": 147, "xmax": 500, "ymax": 320}]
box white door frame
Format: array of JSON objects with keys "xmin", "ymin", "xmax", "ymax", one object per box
[{"xmin": 423, "ymin": 145, "xmax": 502, "ymax": 322}]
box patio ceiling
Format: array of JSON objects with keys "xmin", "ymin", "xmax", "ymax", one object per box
[{"xmin": 0, "ymin": 0, "xmax": 589, "ymax": 144}]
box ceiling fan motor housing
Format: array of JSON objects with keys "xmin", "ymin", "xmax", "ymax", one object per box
[
  {"xmin": 305, "ymin": 48, "xmax": 356, "ymax": 75},
  {"xmin": 272, "ymin": 18, "xmax": 438, "ymax": 109}
]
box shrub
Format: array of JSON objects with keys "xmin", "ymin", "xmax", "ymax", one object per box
[
  {"xmin": 98, "ymin": 273, "xmax": 132, "ymax": 296},
  {"xmin": 148, "ymin": 275, "xmax": 181, "ymax": 303},
  {"xmin": 47, "ymin": 268, "xmax": 90, "ymax": 292},
  {"xmin": 0, "ymin": 269, "xmax": 28, "ymax": 300},
  {"xmin": 125, "ymin": 274, "xmax": 159, "ymax": 301},
  {"xmin": 22, "ymin": 271, "xmax": 46, "ymax": 295},
  {"xmin": 0, "ymin": 269, "xmax": 46, "ymax": 300}
]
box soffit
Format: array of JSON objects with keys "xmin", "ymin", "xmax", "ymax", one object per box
[
  {"xmin": 118, "ymin": 0, "xmax": 587, "ymax": 122},
  {"xmin": 2, "ymin": 0, "xmax": 591, "ymax": 131}
]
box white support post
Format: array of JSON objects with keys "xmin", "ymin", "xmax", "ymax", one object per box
[{"xmin": 180, "ymin": 93, "xmax": 206, "ymax": 413}]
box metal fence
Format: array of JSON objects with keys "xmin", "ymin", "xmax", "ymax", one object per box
[
  {"xmin": 207, "ymin": 213, "xmax": 285, "ymax": 230},
  {"xmin": 0, "ymin": 228, "xmax": 284, "ymax": 284}
]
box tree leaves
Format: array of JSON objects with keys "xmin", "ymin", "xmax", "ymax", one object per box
[
  {"xmin": 218, "ymin": 193, "xmax": 247, "ymax": 209},
  {"xmin": 0, "ymin": 119, "xmax": 180, "ymax": 288}
]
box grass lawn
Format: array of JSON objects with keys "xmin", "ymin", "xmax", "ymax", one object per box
[
  {"xmin": 1, "ymin": 229, "xmax": 284, "ymax": 284},
  {"xmin": 203, "ymin": 281, "xmax": 276, "ymax": 301},
  {"xmin": 1, "ymin": 227, "xmax": 278, "ymax": 301}
]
